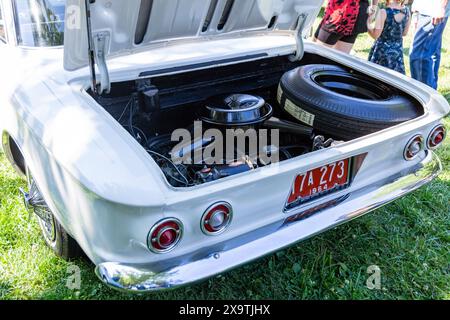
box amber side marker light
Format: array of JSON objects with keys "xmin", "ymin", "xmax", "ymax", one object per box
[
  {"xmin": 148, "ymin": 218, "xmax": 183, "ymax": 253},
  {"xmin": 427, "ymin": 125, "xmax": 446, "ymax": 150}
]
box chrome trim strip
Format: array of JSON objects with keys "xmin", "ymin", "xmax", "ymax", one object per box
[{"xmin": 95, "ymin": 152, "xmax": 442, "ymax": 293}]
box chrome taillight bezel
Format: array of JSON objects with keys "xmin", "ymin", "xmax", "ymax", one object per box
[
  {"xmin": 427, "ymin": 125, "xmax": 446, "ymax": 150},
  {"xmin": 404, "ymin": 135, "xmax": 424, "ymax": 161},
  {"xmin": 147, "ymin": 218, "xmax": 183, "ymax": 253},
  {"xmin": 201, "ymin": 202, "xmax": 233, "ymax": 236}
]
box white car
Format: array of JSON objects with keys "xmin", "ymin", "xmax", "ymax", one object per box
[{"xmin": 0, "ymin": 0, "xmax": 447, "ymax": 293}]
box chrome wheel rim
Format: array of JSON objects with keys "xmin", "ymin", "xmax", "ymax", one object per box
[{"xmin": 24, "ymin": 168, "xmax": 57, "ymax": 243}]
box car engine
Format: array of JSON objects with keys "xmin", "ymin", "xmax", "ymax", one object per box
[
  {"xmin": 90, "ymin": 54, "xmax": 422, "ymax": 189},
  {"xmin": 121, "ymin": 90, "xmax": 327, "ymax": 187},
  {"xmin": 93, "ymin": 57, "xmax": 357, "ymax": 188}
]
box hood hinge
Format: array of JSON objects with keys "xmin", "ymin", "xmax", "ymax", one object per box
[
  {"xmin": 289, "ymin": 13, "xmax": 308, "ymax": 62},
  {"xmin": 85, "ymin": 0, "xmax": 110, "ymax": 95},
  {"xmin": 94, "ymin": 32, "xmax": 111, "ymax": 94}
]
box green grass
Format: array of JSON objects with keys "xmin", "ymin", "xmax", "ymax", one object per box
[{"xmin": 0, "ymin": 22, "xmax": 449, "ymax": 300}]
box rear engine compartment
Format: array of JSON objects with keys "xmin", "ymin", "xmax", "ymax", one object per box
[{"xmin": 89, "ymin": 53, "xmax": 423, "ymax": 188}]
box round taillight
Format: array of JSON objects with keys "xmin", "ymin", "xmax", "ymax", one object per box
[
  {"xmin": 201, "ymin": 202, "xmax": 233, "ymax": 235},
  {"xmin": 404, "ymin": 135, "xmax": 424, "ymax": 161},
  {"xmin": 427, "ymin": 125, "xmax": 446, "ymax": 150},
  {"xmin": 148, "ymin": 218, "xmax": 183, "ymax": 253}
]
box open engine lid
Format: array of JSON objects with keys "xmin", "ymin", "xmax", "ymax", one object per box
[{"xmin": 64, "ymin": 0, "xmax": 322, "ymax": 93}]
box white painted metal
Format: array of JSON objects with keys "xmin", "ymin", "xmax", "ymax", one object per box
[
  {"xmin": 95, "ymin": 151, "xmax": 442, "ymax": 291},
  {"xmin": 63, "ymin": 0, "xmax": 323, "ymax": 70},
  {"xmin": 0, "ymin": 0, "xmax": 448, "ymax": 292}
]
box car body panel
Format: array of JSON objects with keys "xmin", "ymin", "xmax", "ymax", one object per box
[
  {"xmin": 63, "ymin": 0, "xmax": 323, "ymax": 70},
  {"xmin": 95, "ymin": 150, "xmax": 442, "ymax": 292},
  {"xmin": 0, "ymin": 0, "xmax": 448, "ymax": 292}
]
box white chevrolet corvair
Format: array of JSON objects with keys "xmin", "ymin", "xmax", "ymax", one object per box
[{"xmin": 0, "ymin": 0, "xmax": 447, "ymax": 292}]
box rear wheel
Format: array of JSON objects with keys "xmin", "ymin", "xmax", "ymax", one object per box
[{"xmin": 22, "ymin": 168, "xmax": 82, "ymax": 260}]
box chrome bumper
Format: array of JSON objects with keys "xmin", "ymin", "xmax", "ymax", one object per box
[{"xmin": 96, "ymin": 152, "xmax": 442, "ymax": 293}]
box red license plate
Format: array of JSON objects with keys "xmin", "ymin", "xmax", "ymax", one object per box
[{"xmin": 286, "ymin": 158, "xmax": 351, "ymax": 209}]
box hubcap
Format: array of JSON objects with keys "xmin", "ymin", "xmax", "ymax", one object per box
[{"xmin": 22, "ymin": 169, "xmax": 56, "ymax": 243}]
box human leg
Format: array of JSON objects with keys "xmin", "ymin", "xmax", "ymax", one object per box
[
  {"xmin": 333, "ymin": 34, "xmax": 358, "ymax": 54},
  {"xmin": 431, "ymin": 18, "xmax": 448, "ymax": 88},
  {"xmin": 410, "ymin": 15, "xmax": 447, "ymax": 89}
]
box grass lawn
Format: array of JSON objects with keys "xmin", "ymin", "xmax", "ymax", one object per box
[{"xmin": 0, "ymin": 19, "xmax": 449, "ymax": 300}]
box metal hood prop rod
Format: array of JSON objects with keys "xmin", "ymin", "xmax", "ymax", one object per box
[{"xmin": 85, "ymin": 0, "xmax": 110, "ymax": 95}]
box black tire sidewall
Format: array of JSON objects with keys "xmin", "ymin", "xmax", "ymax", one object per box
[
  {"xmin": 38, "ymin": 214, "xmax": 78, "ymax": 260},
  {"xmin": 278, "ymin": 65, "xmax": 421, "ymax": 140}
]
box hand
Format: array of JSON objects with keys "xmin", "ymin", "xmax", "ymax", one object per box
[
  {"xmin": 367, "ymin": 5, "xmax": 378, "ymax": 16},
  {"xmin": 432, "ymin": 16, "xmax": 446, "ymax": 25},
  {"xmin": 432, "ymin": 8, "xmax": 447, "ymax": 25}
]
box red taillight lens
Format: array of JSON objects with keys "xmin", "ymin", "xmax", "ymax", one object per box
[
  {"xmin": 404, "ymin": 135, "xmax": 424, "ymax": 161},
  {"xmin": 201, "ymin": 202, "xmax": 233, "ymax": 235},
  {"xmin": 427, "ymin": 125, "xmax": 446, "ymax": 150},
  {"xmin": 148, "ymin": 218, "xmax": 183, "ymax": 253}
]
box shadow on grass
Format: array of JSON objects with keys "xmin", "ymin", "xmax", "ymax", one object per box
[
  {"xmin": 1, "ymin": 186, "xmax": 449, "ymax": 300},
  {"xmin": 12, "ymin": 223, "xmax": 382, "ymax": 300},
  {"xmin": 31, "ymin": 258, "xmax": 96, "ymax": 300},
  {"xmin": 0, "ymin": 282, "xmax": 12, "ymax": 299}
]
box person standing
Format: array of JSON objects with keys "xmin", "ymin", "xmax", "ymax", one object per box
[
  {"xmin": 409, "ymin": 0, "xmax": 450, "ymax": 89},
  {"xmin": 368, "ymin": 0, "xmax": 411, "ymax": 74},
  {"xmin": 314, "ymin": 0, "xmax": 379, "ymax": 53}
]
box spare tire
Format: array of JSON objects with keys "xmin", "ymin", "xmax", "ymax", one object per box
[{"xmin": 278, "ymin": 64, "xmax": 422, "ymax": 140}]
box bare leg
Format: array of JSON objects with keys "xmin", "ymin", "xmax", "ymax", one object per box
[
  {"xmin": 314, "ymin": 38, "xmax": 334, "ymax": 48},
  {"xmin": 333, "ymin": 41, "xmax": 354, "ymax": 54}
]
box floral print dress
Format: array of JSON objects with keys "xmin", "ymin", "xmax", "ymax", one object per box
[
  {"xmin": 321, "ymin": 0, "xmax": 369, "ymax": 36},
  {"xmin": 369, "ymin": 7, "xmax": 410, "ymax": 74}
]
